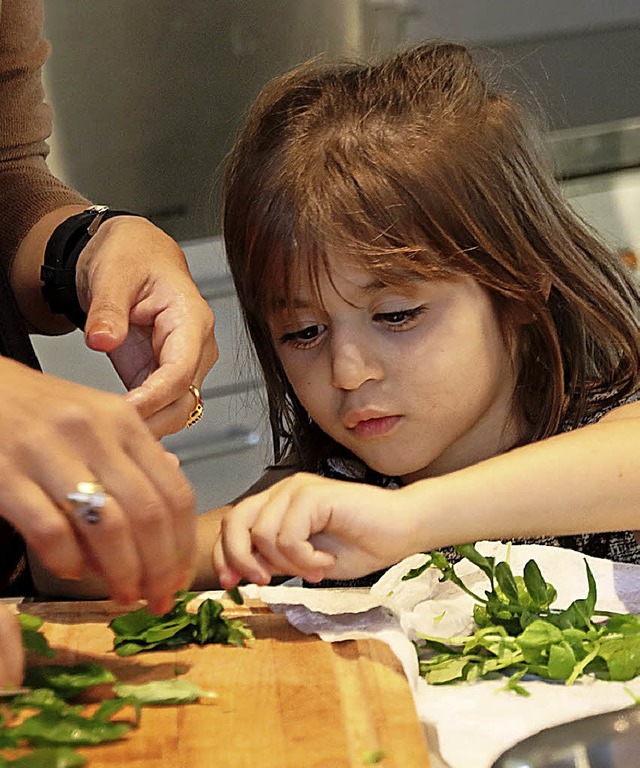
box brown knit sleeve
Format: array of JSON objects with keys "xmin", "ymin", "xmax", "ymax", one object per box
[{"xmin": 0, "ymin": 0, "xmax": 88, "ymax": 273}]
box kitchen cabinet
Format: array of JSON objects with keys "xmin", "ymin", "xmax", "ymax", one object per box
[{"xmin": 563, "ymin": 167, "xmax": 640, "ymax": 267}]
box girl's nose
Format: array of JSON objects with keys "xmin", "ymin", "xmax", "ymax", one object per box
[{"xmin": 330, "ymin": 334, "xmax": 383, "ymax": 391}]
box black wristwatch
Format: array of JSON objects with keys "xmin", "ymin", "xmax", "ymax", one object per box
[{"xmin": 40, "ymin": 205, "xmax": 140, "ymax": 329}]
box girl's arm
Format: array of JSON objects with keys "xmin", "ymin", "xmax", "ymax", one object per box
[{"xmin": 213, "ymin": 400, "xmax": 640, "ymax": 586}]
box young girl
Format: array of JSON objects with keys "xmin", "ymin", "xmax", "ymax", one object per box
[{"xmin": 195, "ymin": 40, "xmax": 640, "ymax": 591}]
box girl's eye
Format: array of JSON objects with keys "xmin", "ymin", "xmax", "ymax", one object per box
[
  {"xmin": 279, "ymin": 324, "xmax": 326, "ymax": 349},
  {"xmin": 374, "ymin": 305, "xmax": 426, "ymax": 329}
]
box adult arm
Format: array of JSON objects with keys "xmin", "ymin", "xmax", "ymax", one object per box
[{"xmin": 1, "ymin": 0, "xmax": 218, "ymax": 436}]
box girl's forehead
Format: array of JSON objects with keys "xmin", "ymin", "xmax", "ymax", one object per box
[
  {"xmin": 266, "ymin": 262, "xmax": 475, "ymax": 324},
  {"xmin": 274, "ymin": 256, "xmax": 425, "ymax": 304}
]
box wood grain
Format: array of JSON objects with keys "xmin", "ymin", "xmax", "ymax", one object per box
[{"xmin": 11, "ymin": 599, "xmax": 431, "ymax": 768}]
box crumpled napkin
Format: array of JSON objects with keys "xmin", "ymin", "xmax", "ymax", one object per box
[{"xmin": 199, "ymin": 542, "xmax": 640, "ymax": 768}]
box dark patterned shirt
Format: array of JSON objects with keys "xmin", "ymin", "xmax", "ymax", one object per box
[{"xmin": 307, "ymin": 390, "xmax": 640, "ymax": 588}]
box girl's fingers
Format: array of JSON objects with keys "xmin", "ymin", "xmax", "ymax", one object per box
[
  {"xmin": 215, "ymin": 495, "xmax": 274, "ymax": 585},
  {"xmin": 247, "ymin": 490, "xmax": 308, "ymax": 576},
  {"xmin": 275, "ymin": 497, "xmax": 338, "ymax": 577},
  {"xmin": 215, "ymin": 480, "xmax": 337, "ymax": 584}
]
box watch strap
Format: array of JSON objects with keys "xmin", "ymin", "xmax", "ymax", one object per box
[{"xmin": 41, "ymin": 206, "xmax": 140, "ymax": 329}]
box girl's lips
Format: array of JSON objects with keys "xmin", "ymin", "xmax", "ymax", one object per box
[{"xmin": 350, "ymin": 415, "xmax": 401, "ymax": 438}]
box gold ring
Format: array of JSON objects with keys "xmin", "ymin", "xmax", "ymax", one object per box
[
  {"xmin": 186, "ymin": 384, "xmax": 204, "ymax": 428},
  {"xmin": 65, "ymin": 481, "xmax": 107, "ymax": 525}
]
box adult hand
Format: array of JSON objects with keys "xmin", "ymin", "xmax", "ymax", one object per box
[
  {"xmin": 0, "ymin": 605, "xmax": 23, "ymax": 689},
  {"xmin": 75, "ymin": 216, "xmax": 218, "ymax": 437},
  {"xmin": 0, "ymin": 358, "xmax": 196, "ymax": 614},
  {"xmin": 213, "ymin": 473, "xmax": 420, "ymax": 587}
]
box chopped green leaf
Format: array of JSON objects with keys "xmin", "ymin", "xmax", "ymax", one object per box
[
  {"xmin": 11, "ymin": 709, "xmax": 132, "ymax": 746},
  {"xmin": 0, "ymin": 747, "xmax": 86, "ymax": 767},
  {"xmin": 23, "ymin": 664, "xmax": 115, "ymax": 700},
  {"xmin": 409, "ymin": 545, "xmax": 640, "ymax": 693},
  {"xmin": 19, "ymin": 615, "xmax": 55, "ymax": 659},
  {"xmin": 225, "ymin": 586, "xmax": 244, "ymax": 605},
  {"xmin": 113, "ymin": 678, "xmax": 218, "ymax": 706},
  {"xmin": 109, "ymin": 593, "xmax": 254, "ymax": 656}
]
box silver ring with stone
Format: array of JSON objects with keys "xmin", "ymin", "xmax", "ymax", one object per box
[{"xmin": 65, "ymin": 481, "xmax": 107, "ymax": 525}]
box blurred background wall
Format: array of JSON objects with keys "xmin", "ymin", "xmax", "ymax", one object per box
[{"xmin": 43, "ymin": 0, "xmax": 640, "ymax": 243}]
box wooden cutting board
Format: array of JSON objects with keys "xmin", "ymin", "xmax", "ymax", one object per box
[{"xmin": 10, "ymin": 598, "xmax": 431, "ymax": 768}]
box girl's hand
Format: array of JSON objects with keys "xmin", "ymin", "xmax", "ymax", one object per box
[
  {"xmin": 0, "ymin": 605, "xmax": 23, "ymax": 689},
  {"xmin": 213, "ymin": 473, "xmax": 421, "ymax": 587}
]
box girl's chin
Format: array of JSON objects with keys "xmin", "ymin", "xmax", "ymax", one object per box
[{"xmin": 355, "ymin": 453, "xmax": 432, "ymax": 482}]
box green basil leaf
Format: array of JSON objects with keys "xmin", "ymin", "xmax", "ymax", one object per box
[
  {"xmin": 10, "ymin": 689, "xmax": 81, "ymax": 716},
  {"xmin": 108, "ymin": 608, "xmax": 159, "ymax": 638},
  {"xmin": 547, "ymin": 642, "xmax": 577, "ymax": 680},
  {"xmin": 401, "ymin": 556, "xmax": 434, "ymax": 581},
  {"xmin": 19, "ymin": 615, "xmax": 55, "ymax": 659},
  {"xmin": 495, "ymin": 562, "xmax": 519, "ymax": 604},
  {"xmin": 92, "ymin": 698, "xmax": 141, "ymax": 726},
  {"xmin": 454, "ymin": 544, "xmax": 495, "ymax": 580},
  {"xmin": 423, "ymin": 657, "xmax": 470, "ymax": 684},
  {"xmin": 597, "ymin": 635, "xmax": 640, "ymax": 681},
  {"xmin": 225, "ymin": 587, "xmax": 244, "ymax": 605},
  {"xmin": 113, "ymin": 678, "xmax": 218, "ymax": 706},
  {"xmin": 109, "ymin": 593, "xmax": 253, "ymax": 655},
  {"xmin": 12, "ymin": 710, "xmax": 132, "ymax": 746},
  {"xmin": 523, "ymin": 559, "xmax": 549, "ymax": 607},
  {"xmin": 2, "ymin": 747, "xmax": 86, "ymax": 767},
  {"xmin": 23, "ymin": 664, "xmax": 115, "ymax": 700}
]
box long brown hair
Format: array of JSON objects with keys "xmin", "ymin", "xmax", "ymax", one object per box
[{"xmin": 222, "ymin": 41, "xmax": 640, "ymax": 468}]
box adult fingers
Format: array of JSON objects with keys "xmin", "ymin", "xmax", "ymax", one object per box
[
  {"xmin": 123, "ymin": 287, "xmax": 217, "ymax": 422},
  {"xmin": 32, "ymin": 392, "xmax": 195, "ymax": 612},
  {"xmin": 0, "ymin": 468, "xmax": 85, "ymax": 581},
  {"xmin": 83, "ymin": 276, "xmax": 138, "ymax": 353},
  {"xmin": 141, "ymin": 377, "xmax": 207, "ymax": 439},
  {"xmin": 85, "ymin": 435, "xmax": 196, "ymax": 613}
]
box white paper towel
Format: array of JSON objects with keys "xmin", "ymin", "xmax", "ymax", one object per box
[{"xmin": 199, "ymin": 542, "xmax": 640, "ymax": 768}]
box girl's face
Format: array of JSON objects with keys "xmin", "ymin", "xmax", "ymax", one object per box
[{"xmin": 267, "ymin": 258, "xmax": 524, "ymax": 482}]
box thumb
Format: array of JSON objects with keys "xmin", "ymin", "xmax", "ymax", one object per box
[{"xmin": 84, "ymin": 284, "xmax": 133, "ymax": 353}]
